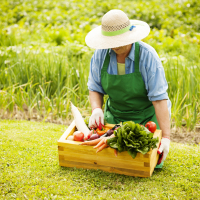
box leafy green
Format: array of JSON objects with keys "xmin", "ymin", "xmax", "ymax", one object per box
[
  {"xmin": 107, "ymin": 121, "xmax": 159, "ymax": 159},
  {"xmin": 106, "ymin": 137, "xmax": 118, "ymax": 149},
  {"xmin": 127, "ymin": 148, "xmax": 137, "ymax": 159}
]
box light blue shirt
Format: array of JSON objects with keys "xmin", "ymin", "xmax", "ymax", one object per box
[{"xmin": 87, "ymin": 41, "xmax": 171, "ymax": 116}]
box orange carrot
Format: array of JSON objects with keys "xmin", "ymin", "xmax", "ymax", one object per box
[
  {"xmin": 80, "ymin": 138, "xmax": 102, "ymax": 146},
  {"xmin": 96, "ymin": 143, "xmax": 108, "ymax": 153},
  {"xmin": 93, "ymin": 138, "xmax": 107, "ymax": 149},
  {"xmin": 114, "ymin": 149, "xmax": 118, "ymax": 157}
]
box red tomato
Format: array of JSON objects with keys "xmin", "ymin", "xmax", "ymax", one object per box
[
  {"xmin": 145, "ymin": 121, "xmax": 157, "ymax": 133},
  {"xmin": 73, "ymin": 131, "xmax": 84, "ymax": 141},
  {"xmin": 84, "ymin": 130, "xmax": 96, "ymax": 140}
]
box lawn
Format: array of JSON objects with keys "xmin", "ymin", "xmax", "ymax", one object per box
[
  {"xmin": 1, "ymin": 1, "xmax": 199, "ymax": 198},
  {"xmin": 0, "ymin": 120, "xmax": 199, "ymax": 199}
]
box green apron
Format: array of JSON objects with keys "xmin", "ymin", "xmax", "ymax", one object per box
[{"xmin": 101, "ymin": 42, "xmax": 160, "ymax": 129}]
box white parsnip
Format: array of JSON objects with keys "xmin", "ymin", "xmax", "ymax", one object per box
[
  {"xmin": 67, "ymin": 135, "xmax": 74, "ymax": 141},
  {"xmin": 71, "ymin": 102, "xmax": 90, "ymax": 138}
]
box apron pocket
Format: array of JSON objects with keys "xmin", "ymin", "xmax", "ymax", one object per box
[{"xmin": 106, "ymin": 105, "xmax": 145, "ymax": 124}]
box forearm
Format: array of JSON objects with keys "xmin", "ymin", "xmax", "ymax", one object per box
[
  {"xmin": 89, "ymin": 90, "xmax": 104, "ymax": 110},
  {"xmin": 152, "ymin": 100, "xmax": 170, "ymax": 139}
]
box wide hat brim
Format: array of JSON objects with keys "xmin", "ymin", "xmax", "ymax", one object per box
[{"xmin": 85, "ymin": 20, "xmax": 150, "ymax": 49}]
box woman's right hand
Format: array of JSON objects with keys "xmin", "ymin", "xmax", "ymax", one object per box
[{"xmin": 89, "ymin": 108, "xmax": 104, "ymax": 129}]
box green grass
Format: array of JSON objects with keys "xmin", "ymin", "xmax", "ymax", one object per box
[{"xmin": 0, "ymin": 120, "xmax": 200, "ymax": 199}]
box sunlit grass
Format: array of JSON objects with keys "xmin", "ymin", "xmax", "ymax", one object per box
[{"xmin": 0, "ymin": 120, "xmax": 200, "ymax": 199}]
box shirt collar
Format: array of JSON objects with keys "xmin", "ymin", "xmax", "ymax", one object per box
[
  {"xmin": 108, "ymin": 43, "xmax": 135, "ymax": 61},
  {"xmin": 128, "ymin": 43, "xmax": 135, "ymax": 61}
]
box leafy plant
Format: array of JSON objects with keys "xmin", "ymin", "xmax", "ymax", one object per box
[{"xmin": 107, "ymin": 121, "xmax": 159, "ymax": 158}]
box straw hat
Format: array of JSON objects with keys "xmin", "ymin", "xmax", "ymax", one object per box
[{"xmin": 85, "ymin": 9, "xmax": 150, "ymax": 49}]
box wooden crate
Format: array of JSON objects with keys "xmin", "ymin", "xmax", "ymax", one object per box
[{"xmin": 58, "ymin": 121, "xmax": 162, "ymax": 177}]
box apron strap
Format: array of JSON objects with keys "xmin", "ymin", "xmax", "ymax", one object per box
[
  {"xmin": 102, "ymin": 50, "xmax": 110, "ymax": 72},
  {"xmin": 134, "ymin": 42, "xmax": 140, "ymax": 73},
  {"xmin": 102, "ymin": 42, "xmax": 140, "ymax": 73}
]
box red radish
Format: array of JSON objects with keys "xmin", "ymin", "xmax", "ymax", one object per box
[{"xmin": 84, "ymin": 130, "xmax": 96, "ymax": 140}]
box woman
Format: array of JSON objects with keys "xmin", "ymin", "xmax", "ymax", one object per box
[{"xmin": 85, "ymin": 9, "xmax": 171, "ymax": 166}]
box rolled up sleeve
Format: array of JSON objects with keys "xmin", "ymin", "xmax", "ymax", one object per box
[
  {"xmin": 142, "ymin": 53, "xmax": 171, "ymax": 118},
  {"xmin": 147, "ymin": 60, "xmax": 169, "ymax": 101},
  {"xmin": 139, "ymin": 45, "xmax": 169, "ymax": 102}
]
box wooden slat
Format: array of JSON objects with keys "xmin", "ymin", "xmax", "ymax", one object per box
[
  {"xmin": 58, "ymin": 153, "xmax": 150, "ymax": 171},
  {"xmin": 144, "ymin": 162, "xmax": 150, "ymax": 167},
  {"xmin": 103, "ymin": 123, "xmax": 116, "ymax": 129},
  {"xmin": 150, "ymin": 148, "xmax": 160, "ymax": 174},
  {"xmin": 58, "ymin": 120, "xmax": 76, "ymax": 142},
  {"xmin": 111, "ymin": 166, "xmax": 150, "ymax": 177},
  {"xmin": 58, "ymin": 145, "xmax": 150, "ymax": 162},
  {"xmin": 149, "ymin": 132, "xmax": 162, "ymax": 175},
  {"xmin": 59, "ymin": 160, "xmax": 150, "ymax": 177},
  {"xmin": 59, "ymin": 155, "xmax": 64, "ymax": 160}
]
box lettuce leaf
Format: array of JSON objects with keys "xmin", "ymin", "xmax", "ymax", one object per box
[
  {"xmin": 127, "ymin": 148, "xmax": 137, "ymax": 159},
  {"xmin": 107, "ymin": 121, "xmax": 159, "ymax": 159}
]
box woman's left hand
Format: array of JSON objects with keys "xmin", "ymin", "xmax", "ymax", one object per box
[{"xmin": 157, "ymin": 137, "xmax": 170, "ymax": 164}]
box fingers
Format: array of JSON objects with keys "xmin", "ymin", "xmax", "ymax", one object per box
[
  {"xmin": 158, "ymin": 142, "xmax": 164, "ymax": 154},
  {"xmin": 158, "ymin": 149, "xmax": 169, "ymax": 164},
  {"xmin": 162, "ymin": 148, "xmax": 169, "ymax": 162},
  {"xmin": 89, "ymin": 117, "xmax": 96, "ymax": 128},
  {"xmin": 157, "ymin": 138, "xmax": 170, "ymax": 164},
  {"xmin": 95, "ymin": 121, "xmax": 98, "ymax": 127},
  {"xmin": 89, "ymin": 108, "xmax": 104, "ymax": 128},
  {"xmin": 162, "ymin": 153, "xmax": 167, "ymax": 163},
  {"xmin": 157, "ymin": 152, "xmax": 163, "ymax": 164},
  {"xmin": 89, "ymin": 118, "xmax": 99, "ymax": 129},
  {"xmin": 100, "ymin": 116, "xmax": 104, "ymax": 126},
  {"xmin": 96, "ymin": 118, "xmax": 101, "ymax": 128}
]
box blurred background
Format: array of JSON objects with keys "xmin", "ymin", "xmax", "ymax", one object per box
[{"xmin": 0, "ymin": 0, "xmax": 199, "ymax": 130}]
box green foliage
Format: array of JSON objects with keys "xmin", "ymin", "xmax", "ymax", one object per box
[
  {"xmin": 0, "ymin": 0, "xmax": 199, "ymax": 46},
  {"xmin": 0, "ymin": 0, "xmax": 199, "ymax": 129},
  {"xmin": 107, "ymin": 121, "xmax": 159, "ymax": 158},
  {"xmin": 0, "ymin": 120, "xmax": 200, "ymax": 199}
]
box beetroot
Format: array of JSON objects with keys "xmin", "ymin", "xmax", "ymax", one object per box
[
  {"xmin": 106, "ymin": 129, "xmax": 114, "ymax": 136},
  {"xmin": 89, "ymin": 133, "xmax": 100, "ymax": 140}
]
